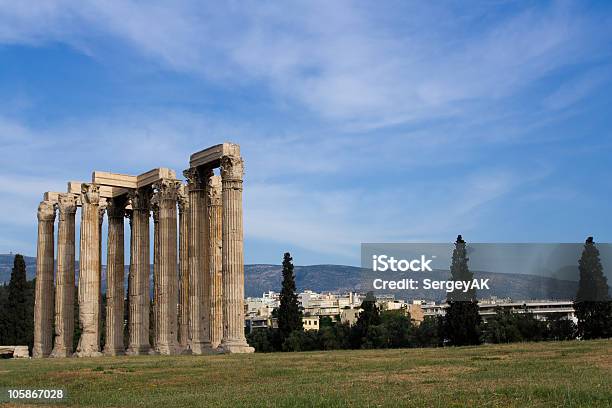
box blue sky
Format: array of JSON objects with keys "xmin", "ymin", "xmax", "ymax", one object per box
[{"xmin": 0, "ymin": 1, "xmax": 611, "ymax": 266}]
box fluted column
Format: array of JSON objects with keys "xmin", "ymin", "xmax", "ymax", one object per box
[
  {"xmin": 199, "ymin": 168, "xmax": 213, "ymax": 351},
  {"xmin": 104, "ymin": 196, "xmax": 126, "ymax": 356},
  {"xmin": 183, "ymin": 168, "xmax": 212, "ymax": 354},
  {"xmin": 33, "ymin": 200, "xmax": 56, "ymax": 358},
  {"xmin": 151, "ymin": 198, "xmax": 160, "ymax": 351},
  {"xmin": 207, "ymin": 175, "xmax": 223, "ymax": 348},
  {"xmin": 155, "ymin": 179, "xmax": 181, "ymax": 354},
  {"xmin": 177, "ymin": 184, "xmax": 190, "ymax": 349},
  {"xmin": 75, "ymin": 183, "xmax": 103, "ymax": 357},
  {"xmin": 98, "ymin": 202, "xmax": 105, "ymax": 348},
  {"xmin": 219, "ymin": 156, "xmax": 253, "ymax": 353},
  {"xmin": 51, "ymin": 194, "xmax": 77, "ymax": 358},
  {"xmin": 126, "ymin": 188, "xmax": 152, "ymax": 355}
]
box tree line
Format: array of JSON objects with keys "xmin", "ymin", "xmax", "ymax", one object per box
[
  {"xmin": 248, "ymin": 237, "xmax": 611, "ymax": 352},
  {"xmin": 1, "ymin": 236, "xmax": 610, "ymax": 354}
]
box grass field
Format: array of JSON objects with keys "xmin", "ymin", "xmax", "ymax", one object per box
[{"xmin": 0, "ymin": 340, "xmax": 610, "ymax": 407}]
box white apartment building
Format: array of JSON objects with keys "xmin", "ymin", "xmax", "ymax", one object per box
[{"xmin": 420, "ymin": 298, "xmax": 576, "ymax": 323}]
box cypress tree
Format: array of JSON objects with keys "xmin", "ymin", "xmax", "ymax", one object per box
[
  {"xmin": 575, "ymin": 237, "xmax": 612, "ymax": 339},
  {"xmin": 277, "ymin": 252, "xmax": 302, "ymax": 344},
  {"xmin": 7, "ymin": 254, "xmax": 32, "ymax": 345},
  {"xmin": 444, "ymin": 235, "xmax": 481, "ymax": 346}
]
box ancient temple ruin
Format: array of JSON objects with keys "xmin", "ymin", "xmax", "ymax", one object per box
[{"xmin": 32, "ymin": 143, "xmax": 254, "ymax": 357}]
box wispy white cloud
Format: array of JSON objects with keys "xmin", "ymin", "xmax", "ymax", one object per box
[
  {"xmin": 542, "ymin": 67, "xmax": 610, "ymax": 111},
  {"xmin": 0, "ymin": 1, "xmax": 608, "ymax": 129}
]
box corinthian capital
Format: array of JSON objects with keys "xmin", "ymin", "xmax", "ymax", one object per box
[
  {"xmin": 37, "ymin": 200, "xmax": 56, "ymax": 221},
  {"xmin": 220, "ymin": 155, "xmax": 244, "ymax": 181},
  {"xmin": 107, "ymin": 196, "xmax": 127, "ymax": 219},
  {"xmin": 177, "ymin": 184, "xmax": 189, "ymax": 213},
  {"xmin": 56, "ymin": 194, "xmax": 77, "ymax": 220},
  {"xmin": 81, "ymin": 183, "xmax": 100, "ymax": 205},
  {"xmin": 183, "ymin": 168, "xmax": 199, "ymax": 188},
  {"xmin": 128, "ymin": 188, "xmax": 151, "ymax": 211},
  {"xmin": 153, "ymin": 178, "xmax": 182, "ymax": 201}
]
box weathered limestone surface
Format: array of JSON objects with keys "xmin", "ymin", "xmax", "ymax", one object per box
[
  {"xmin": 177, "ymin": 184, "xmax": 190, "ymax": 349},
  {"xmin": 51, "ymin": 194, "xmax": 77, "ymax": 358},
  {"xmin": 152, "ymin": 197, "xmax": 160, "ymax": 351},
  {"xmin": 75, "ymin": 184, "xmax": 103, "ymax": 357},
  {"xmin": 155, "ymin": 179, "xmax": 181, "ymax": 355},
  {"xmin": 98, "ymin": 202, "xmax": 106, "ymax": 348},
  {"xmin": 184, "ymin": 168, "xmax": 212, "ymax": 354},
  {"xmin": 104, "ymin": 196, "xmax": 127, "ymax": 356},
  {"xmin": 126, "ymin": 188, "xmax": 152, "ymax": 355},
  {"xmin": 33, "ymin": 200, "xmax": 56, "ymax": 358},
  {"xmin": 200, "ymin": 168, "xmax": 213, "ymax": 351},
  {"xmin": 0, "ymin": 346, "xmax": 29, "ymax": 358},
  {"xmin": 207, "ymin": 175, "xmax": 223, "ymax": 348},
  {"xmin": 189, "ymin": 143, "xmax": 240, "ymax": 168},
  {"xmin": 219, "ymin": 156, "xmax": 253, "ymax": 353}
]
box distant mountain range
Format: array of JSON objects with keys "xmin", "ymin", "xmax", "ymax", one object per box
[{"xmin": 1, "ymin": 254, "xmax": 580, "ymax": 301}]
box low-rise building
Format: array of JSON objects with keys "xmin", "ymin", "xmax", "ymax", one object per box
[{"xmin": 302, "ymin": 316, "xmax": 320, "ymax": 331}]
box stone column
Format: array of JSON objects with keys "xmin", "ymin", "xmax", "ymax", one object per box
[
  {"xmin": 51, "ymin": 194, "xmax": 77, "ymax": 358},
  {"xmin": 33, "ymin": 200, "xmax": 56, "ymax": 358},
  {"xmin": 199, "ymin": 168, "xmax": 213, "ymax": 352},
  {"xmin": 155, "ymin": 179, "xmax": 181, "ymax": 354},
  {"xmin": 219, "ymin": 156, "xmax": 253, "ymax": 353},
  {"xmin": 126, "ymin": 188, "xmax": 152, "ymax": 355},
  {"xmin": 98, "ymin": 202, "xmax": 105, "ymax": 348},
  {"xmin": 104, "ymin": 196, "xmax": 126, "ymax": 356},
  {"xmin": 207, "ymin": 175, "xmax": 223, "ymax": 348},
  {"xmin": 75, "ymin": 183, "xmax": 103, "ymax": 357},
  {"xmin": 183, "ymin": 168, "xmax": 212, "ymax": 354},
  {"xmin": 151, "ymin": 198, "xmax": 160, "ymax": 350},
  {"xmin": 177, "ymin": 184, "xmax": 190, "ymax": 349}
]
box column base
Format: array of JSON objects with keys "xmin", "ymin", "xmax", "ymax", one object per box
[
  {"xmin": 74, "ymin": 350, "xmax": 103, "ymax": 358},
  {"xmin": 103, "ymin": 347, "xmax": 125, "ymax": 356},
  {"xmin": 32, "ymin": 347, "xmax": 50, "ymax": 359},
  {"xmin": 50, "ymin": 347, "xmax": 73, "ymax": 358},
  {"xmin": 155, "ymin": 343, "xmax": 180, "ymax": 355},
  {"xmin": 125, "ymin": 345, "xmax": 151, "ymax": 356},
  {"xmin": 189, "ymin": 342, "xmax": 216, "ymax": 355},
  {"xmin": 218, "ymin": 341, "xmax": 255, "ymax": 354}
]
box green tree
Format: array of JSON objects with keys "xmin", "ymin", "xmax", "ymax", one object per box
[
  {"xmin": 575, "ymin": 237, "xmax": 612, "ymax": 339},
  {"xmin": 380, "ymin": 309, "xmax": 412, "ymax": 348},
  {"xmin": 482, "ymin": 308, "xmax": 522, "ymax": 344},
  {"xmin": 444, "ymin": 235, "xmax": 482, "ymax": 346},
  {"xmin": 350, "ymin": 292, "xmax": 381, "ymax": 348},
  {"xmin": 277, "ymin": 252, "xmax": 303, "ymax": 345},
  {"xmin": 6, "ymin": 255, "xmax": 33, "ymax": 347},
  {"xmin": 514, "ymin": 310, "xmax": 548, "ymax": 342},
  {"xmin": 282, "ymin": 330, "xmax": 319, "ymax": 352},
  {"xmin": 412, "ymin": 316, "xmax": 443, "ymax": 347},
  {"xmin": 547, "ymin": 315, "xmax": 576, "ymax": 341},
  {"xmin": 247, "ymin": 328, "xmax": 276, "ymax": 352}
]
